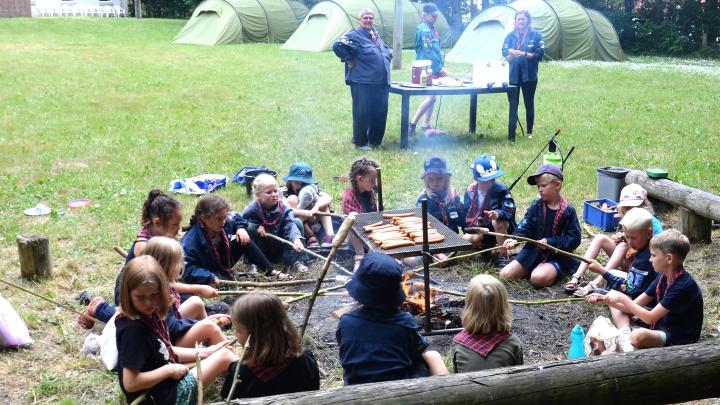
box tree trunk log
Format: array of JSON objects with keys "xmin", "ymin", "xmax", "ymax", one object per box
[
  {"xmin": 216, "ymin": 341, "xmax": 720, "ymax": 405},
  {"xmin": 625, "ymin": 170, "xmax": 720, "ymax": 222},
  {"xmin": 16, "ymin": 235, "xmax": 52, "ymax": 280},
  {"xmin": 679, "ymin": 207, "xmax": 712, "ymax": 243}
]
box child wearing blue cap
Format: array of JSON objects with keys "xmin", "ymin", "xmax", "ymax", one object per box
[
  {"xmin": 283, "ymin": 162, "xmax": 336, "ymax": 248},
  {"xmin": 501, "ymin": 163, "xmax": 582, "ymax": 287},
  {"xmin": 337, "ymin": 253, "xmax": 448, "ymax": 385},
  {"xmin": 416, "ymin": 156, "xmax": 465, "ymax": 233},
  {"xmin": 462, "ymin": 154, "xmax": 517, "ymax": 266}
]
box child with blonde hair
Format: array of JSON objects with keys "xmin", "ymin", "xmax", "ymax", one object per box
[
  {"xmin": 452, "ymin": 274, "xmax": 523, "ymax": 372},
  {"xmin": 586, "ymin": 230, "xmax": 703, "ymax": 349},
  {"xmin": 565, "ymin": 183, "xmax": 663, "ymax": 294},
  {"xmin": 221, "ymin": 292, "xmax": 320, "ymax": 399},
  {"xmin": 115, "ymin": 256, "xmax": 237, "ymax": 404},
  {"xmin": 243, "ymin": 173, "xmax": 309, "ymax": 279}
]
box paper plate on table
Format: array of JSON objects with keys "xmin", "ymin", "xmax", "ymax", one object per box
[
  {"xmin": 68, "ymin": 199, "xmax": 92, "ymax": 208},
  {"xmin": 398, "ymin": 82, "xmax": 426, "ymax": 88},
  {"xmin": 24, "ymin": 204, "xmax": 51, "ymax": 216}
]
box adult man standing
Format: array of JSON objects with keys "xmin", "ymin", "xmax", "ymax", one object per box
[{"xmin": 333, "ymin": 9, "xmax": 393, "ymax": 151}]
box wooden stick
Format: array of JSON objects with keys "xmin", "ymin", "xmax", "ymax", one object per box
[
  {"xmin": 466, "ymin": 227, "xmax": 592, "ymax": 264},
  {"xmin": 218, "ymin": 290, "xmax": 307, "ymax": 297},
  {"xmin": 129, "ymin": 393, "xmax": 147, "ymax": 405},
  {"xmin": 410, "ymin": 245, "xmax": 517, "ymax": 275},
  {"xmin": 225, "ymin": 335, "xmax": 251, "ymax": 404},
  {"xmin": 509, "ymin": 297, "xmax": 586, "ymax": 305},
  {"xmin": 581, "ymin": 222, "xmax": 597, "ymax": 238},
  {"xmin": 113, "ymin": 245, "xmax": 128, "ymax": 258},
  {"xmin": 286, "ymin": 281, "xmax": 348, "ymax": 304},
  {"xmin": 218, "ymin": 279, "xmax": 328, "ymax": 288},
  {"xmin": 300, "ymin": 214, "xmax": 356, "ymax": 338},
  {"xmin": 262, "ymin": 233, "xmax": 353, "ymax": 276},
  {"xmin": 195, "ymin": 343, "xmax": 204, "ymax": 405},
  {"xmin": 0, "ymin": 277, "xmax": 104, "ymax": 325},
  {"xmin": 312, "ymin": 211, "xmax": 347, "ymax": 219}
]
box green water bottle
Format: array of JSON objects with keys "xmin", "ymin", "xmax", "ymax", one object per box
[{"xmin": 543, "ymin": 140, "xmax": 562, "ymax": 167}]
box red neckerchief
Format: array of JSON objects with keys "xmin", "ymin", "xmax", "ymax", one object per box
[
  {"xmin": 453, "ymin": 329, "xmax": 511, "ymax": 358},
  {"xmin": 464, "ymin": 183, "xmax": 491, "ymax": 228},
  {"xmin": 117, "ymin": 311, "xmax": 179, "ymax": 364},
  {"xmin": 247, "ymin": 359, "xmax": 291, "ymax": 383},
  {"xmin": 200, "ymin": 221, "xmax": 234, "ymax": 279},
  {"xmin": 170, "ymin": 286, "xmax": 182, "ymax": 319},
  {"xmin": 423, "ymin": 18, "xmax": 439, "ymax": 41},
  {"xmin": 137, "ymin": 225, "xmax": 153, "ymax": 241},
  {"xmin": 342, "ymin": 188, "xmax": 376, "ymax": 214},
  {"xmin": 540, "ymin": 196, "xmax": 569, "ymax": 261},
  {"xmin": 427, "ymin": 187, "xmax": 458, "ymax": 226},
  {"xmin": 516, "ymin": 30, "xmax": 528, "ymax": 51},
  {"xmin": 257, "ymin": 200, "xmax": 286, "ymax": 230},
  {"xmin": 652, "ymin": 266, "xmax": 685, "ymax": 330}
]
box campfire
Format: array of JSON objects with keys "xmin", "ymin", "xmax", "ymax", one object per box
[{"xmin": 400, "ymin": 273, "xmax": 464, "ymax": 330}]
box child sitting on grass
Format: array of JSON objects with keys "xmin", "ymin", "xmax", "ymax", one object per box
[
  {"xmin": 586, "ymin": 230, "xmax": 703, "ymax": 349},
  {"xmin": 116, "ymin": 255, "xmax": 237, "ymax": 405},
  {"xmin": 283, "ymin": 162, "xmax": 335, "ymax": 248},
  {"xmin": 221, "ymin": 292, "xmax": 320, "ymax": 399},
  {"xmin": 337, "ymin": 253, "xmax": 448, "ymax": 385},
  {"xmin": 452, "ymin": 274, "xmax": 523, "ymax": 372},
  {"xmin": 565, "ymin": 183, "xmax": 663, "ymax": 293},
  {"xmin": 342, "ymin": 157, "xmax": 380, "ymax": 270},
  {"xmin": 501, "ymin": 164, "xmax": 581, "ymax": 287},
  {"xmin": 243, "ymin": 173, "xmax": 309, "ymax": 278},
  {"xmin": 574, "ymin": 208, "xmax": 658, "ymax": 298},
  {"xmin": 462, "ymin": 154, "xmax": 516, "ymax": 266}
]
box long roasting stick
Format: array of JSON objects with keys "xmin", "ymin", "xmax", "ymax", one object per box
[
  {"xmin": 262, "ymin": 233, "xmax": 353, "ymax": 276},
  {"xmin": 218, "ymin": 279, "xmax": 332, "ymax": 288},
  {"xmin": 466, "ymin": 227, "xmax": 591, "ymax": 264}
]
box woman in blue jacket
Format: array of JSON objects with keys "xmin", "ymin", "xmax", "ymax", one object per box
[{"xmin": 502, "ymin": 10, "xmax": 544, "ymax": 142}]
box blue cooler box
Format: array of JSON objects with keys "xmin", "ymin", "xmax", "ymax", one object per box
[{"xmin": 583, "ymin": 199, "xmax": 620, "ymax": 231}]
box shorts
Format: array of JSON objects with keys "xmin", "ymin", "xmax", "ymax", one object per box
[
  {"xmin": 176, "ymin": 372, "xmax": 198, "ymax": 405},
  {"xmin": 515, "ymin": 245, "xmax": 580, "ymax": 276}
]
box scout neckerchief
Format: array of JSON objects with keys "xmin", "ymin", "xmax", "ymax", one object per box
[
  {"xmin": 256, "ymin": 200, "xmax": 286, "ymax": 231},
  {"xmin": 464, "ymin": 183, "xmax": 491, "ymax": 228},
  {"xmin": 453, "ymin": 329, "xmax": 511, "ymax": 358},
  {"xmin": 247, "ymin": 358, "xmax": 292, "ymax": 383},
  {"xmin": 427, "ymin": 186, "xmax": 458, "ymax": 226},
  {"xmin": 540, "ymin": 196, "xmax": 569, "ymax": 261},
  {"xmin": 137, "ymin": 225, "xmax": 153, "ymax": 241},
  {"xmin": 370, "ymin": 29, "xmax": 380, "ymax": 46},
  {"xmin": 516, "ymin": 30, "xmax": 528, "ymax": 51},
  {"xmin": 651, "ymin": 266, "xmax": 685, "ymax": 330},
  {"xmin": 200, "ymin": 221, "xmax": 234, "ymax": 279},
  {"xmin": 170, "ymin": 286, "xmax": 182, "ymax": 319}
]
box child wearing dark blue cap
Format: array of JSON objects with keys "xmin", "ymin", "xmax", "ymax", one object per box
[
  {"xmin": 416, "ymin": 156, "xmax": 465, "ymax": 233},
  {"xmin": 462, "ymin": 154, "xmax": 517, "ymax": 265},
  {"xmin": 283, "ymin": 162, "xmax": 336, "ymax": 248},
  {"xmin": 501, "ymin": 164, "xmax": 581, "ymax": 287},
  {"xmin": 337, "ymin": 253, "xmax": 448, "ymax": 385}
]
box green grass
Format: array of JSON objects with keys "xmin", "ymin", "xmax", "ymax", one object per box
[{"xmin": 1, "ymin": 17, "xmax": 720, "ymax": 403}]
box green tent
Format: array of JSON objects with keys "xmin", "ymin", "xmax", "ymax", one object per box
[
  {"xmin": 281, "ymin": 0, "xmax": 452, "ymax": 52},
  {"xmin": 174, "ymin": 0, "xmax": 308, "ymax": 46},
  {"xmin": 446, "ymin": 0, "xmax": 623, "ymax": 63}
]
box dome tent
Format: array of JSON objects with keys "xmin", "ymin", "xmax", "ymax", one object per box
[
  {"xmin": 174, "ymin": 0, "xmax": 308, "ymax": 46},
  {"xmin": 281, "ymin": 0, "xmax": 452, "ymax": 52},
  {"xmin": 446, "ymin": 0, "xmax": 623, "ymax": 63}
]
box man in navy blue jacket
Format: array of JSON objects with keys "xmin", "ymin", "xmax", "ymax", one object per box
[{"xmin": 333, "ymin": 9, "xmax": 393, "ymax": 150}]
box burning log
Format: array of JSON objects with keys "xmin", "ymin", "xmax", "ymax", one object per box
[{"xmin": 220, "ymin": 340, "xmax": 720, "ymax": 405}]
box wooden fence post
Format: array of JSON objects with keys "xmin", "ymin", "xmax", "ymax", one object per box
[
  {"xmin": 16, "ymin": 235, "xmax": 53, "ymax": 280},
  {"xmin": 679, "ymin": 207, "xmax": 712, "ymax": 243}
]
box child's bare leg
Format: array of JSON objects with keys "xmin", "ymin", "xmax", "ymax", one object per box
[
  {"xmin": 422, "ymin": 350, "xmax": 449, "ymax": 376},
  {"xmin": 319, "ymin": 213, "xmax": 334, "ymax": 237},
  {"xmin": 499, "ymin": 260, "xmax": 529, "ymax": 280},
  {"xmin": 492, "ymin": 219, "xmax": 509, "ymax": 255},
  {"xmin": 610, "ymin": 307, "xmax": 632, "ymax": 330},
  {"xmin": 179, "ymin": 296, "xmax": 207, "ymax": 320},
  {"xmin": 191, "ymin": 348, "xmax": 238, "ymax": 388},
  {"xmin": 529, "ymin": 263, "xmax": 558, "ymax": 287},
  {"xmin": 175, "ymin": 320, "xmax": 226, "ymax": 347},
  {"xmin": 630, "ymin": 329, "xmax": 665, "ymax": 349},
  {"xmin": 574, "ymin": 235, "xmax": 616, "ymax": 279},
  {"xmin": 605, "ymin": 242, "xmax": 629, "ymax": 271},
  {"xmin": 462, "ymin": 233, "xmax": 484, "ymax": 249}
]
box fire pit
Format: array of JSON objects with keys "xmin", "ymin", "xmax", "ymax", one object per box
[{"xmin": 401, "ymin": 274, "xmax": 464, "ymax": 332}]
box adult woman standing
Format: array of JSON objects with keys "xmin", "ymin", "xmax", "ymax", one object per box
[
  {"xmin": 502, "ymin": 10, "xmax": 544, "ymax": 142},
  {"xmin": 409, "ymin": 3, "xmax": 446, "ymax": 136},
  {"xmin": 333, "ymin": 9, "xmax": 393, "ymax": 151}
]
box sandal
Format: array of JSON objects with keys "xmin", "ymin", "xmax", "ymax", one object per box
[
  {"xmin": 292, "ymin": 261, "xmax": 309, "ymax": 273},
  {"xmin": 268, "ymin": 270, "xmax": 294, "ymax": 281},
  {"xmin": 306, "ymin": 235, "xmax": 319, "ymax": 248},
  {"xmin": 78, "ymin": 297, "xmax": 104, "ymax": 329},
  {"xmin": 563, "ymin": 274, "xmax": 584, "ymax": 293},
  {"xmin": 573, "ymin": 283, "xmax": 596, "ymax": 298}
]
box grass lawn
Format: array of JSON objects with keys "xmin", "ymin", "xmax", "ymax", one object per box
[{"xmin": 1, "ymin": 17, "xmax": 719, "ymax": 404}]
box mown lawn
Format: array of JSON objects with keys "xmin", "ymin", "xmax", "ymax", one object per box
[{"xmin": 0, "ymin": 17, "xmax": 719, "ymax": 404}]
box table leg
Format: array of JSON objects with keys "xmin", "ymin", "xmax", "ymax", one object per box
[
  {"xmin": 469, "ymin": 94, "xmax": 477, "ymax": 134},
  {"xmin": 400, "ymin": 94, "xmax": 410, "ymax": 149}
]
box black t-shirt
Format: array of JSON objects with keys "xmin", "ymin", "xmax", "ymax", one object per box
[
  {"xmin": 116, "ymin": 317, "xmax": 178, "ymax": 404},
  {"xmin": 625, "ymin": 247, "xmax": 656, "ymax": 297},
  {"xmin": 645, "ymin": 271, "xmax": 703, "ymax": 345},
  {"xmin": 221, "ymin": 349, "xmax": 320, "ymax": 399}
]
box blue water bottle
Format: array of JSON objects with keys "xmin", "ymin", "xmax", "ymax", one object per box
[{"xmin": 568, "ymin": 324, "xmax": 585, "ymax": 359}]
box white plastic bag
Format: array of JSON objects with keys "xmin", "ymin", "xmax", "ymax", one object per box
[
  {"xmin": 99, "ymin": 312, "xmax": 118, "ymax": 370},
  {"xmin": 584, "ymin": 316, "xmax": 628, "ymax": 355},
  {"xmin": 0, "ymin": 295, "xmax": 33, "ymax": 347}
]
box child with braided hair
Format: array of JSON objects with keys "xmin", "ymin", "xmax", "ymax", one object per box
[{"xmin": 342, "ymin": 157, "xmax": 380, "ymax": 269}]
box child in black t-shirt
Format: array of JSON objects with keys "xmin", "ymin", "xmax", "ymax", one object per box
[
  {"xmin": 586, "ymin": 230, "xmax": 704, "ymax": 349},
  {"xmin": 222, "ymin": 292, "xmax": 320, "ymax": 399},
  {"xmin": 116, "ymin": 256, "xmax": 237, "ymax": 404}
]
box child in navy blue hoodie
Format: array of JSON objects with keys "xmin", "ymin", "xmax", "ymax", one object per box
[
  {"xmin": 243, "ymin": 174, "xmax": 309, "ymax": 279},
  {"xmin": 337, "ymin": 253, "xmax": 448, "ymax": 385},
  {"xmin": 501, "ymin": 164, "xmax": 581, "ymax": 287}
]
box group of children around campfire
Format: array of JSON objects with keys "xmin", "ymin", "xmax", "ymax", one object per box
[{"xmin": 79, "ymin": 155, "xmax": 704, "ymax": 404}]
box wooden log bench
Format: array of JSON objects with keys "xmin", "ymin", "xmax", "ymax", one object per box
[
  {"xmin": 626, "ymin": 169, "xmax": 719, "ymax": 243},
  {"xmin": 214, "ymin": 340, "xmax": 720, "ymax": 405}
]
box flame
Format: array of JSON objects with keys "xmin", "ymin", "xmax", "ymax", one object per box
[{"xmin": 401, "ymin": 273, "xmax": 440, "ymax": 312}]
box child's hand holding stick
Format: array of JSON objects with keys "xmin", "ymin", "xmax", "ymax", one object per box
[{"xmin": 469, "ymin": 227, "xmax": 591, "ymax": 264}]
